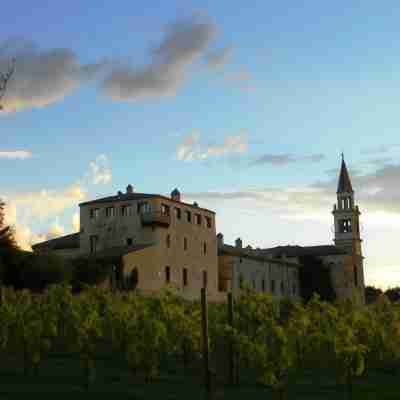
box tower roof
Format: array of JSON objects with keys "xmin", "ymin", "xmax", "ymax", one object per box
[{"xmin": 337, "ymin": 156, "xmax": 353, "ymax": 193}]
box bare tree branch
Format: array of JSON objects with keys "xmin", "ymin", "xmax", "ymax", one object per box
[{"xmin": 0, "ymin": 58, "xmax": 16, "ymax": 111}]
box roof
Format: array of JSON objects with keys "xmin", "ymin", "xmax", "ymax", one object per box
[
  {"xmin": 79, "ymin": 192, "xmax": 215, "ymax": 214},
  {"xmin": 260, "ymin": 245, "xmax": 347, "ymax": 258},
  {"xmin": 337, "ymin": 157, "xmax": 353, "ymax": 193},
  {"xmin": 219, "ymin": 244, "xmax": 301, "ymax": 268},
  {"xmin": 32, "ymin": 233, "xmax": 80, "ymax": 251},
  {"xmin": 86, "ymin": 243, "xmax": 155, "ymax": 260}
]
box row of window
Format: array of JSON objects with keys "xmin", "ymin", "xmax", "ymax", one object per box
[
  {"xmin": 166, "ymin": 234, "xmax": 207, "ymax": 254},
  {"xmin": 89, "ymin": 202, "xmax": 213, "ymax": 228},
  {"xmin": 239, "ymin": 275, "xmax": 297, "ymax": 296},
  {"xmin": 165, "ymin": 266, "xmax": 208, "ymax": 288}
]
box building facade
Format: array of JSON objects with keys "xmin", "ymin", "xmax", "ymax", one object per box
[{"xmin": 32, "ymin": 156, "xmax": 365, "ymax": 303}]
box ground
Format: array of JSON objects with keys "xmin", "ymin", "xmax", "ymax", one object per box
[{"xmin": 0, "ymin": 343, "xmax": 399, "ymax": 399}]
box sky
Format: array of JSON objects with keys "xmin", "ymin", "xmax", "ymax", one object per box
[{"xmin": 1, "ymin": 1, "xmax": 400, "ymax": 289}]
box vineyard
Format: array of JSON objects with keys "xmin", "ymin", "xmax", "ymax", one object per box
[{"xmin": 0, "ymin": 285, "xmax": 400, "ymax": 399}]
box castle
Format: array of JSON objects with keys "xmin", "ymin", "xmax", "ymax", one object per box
[{"xmin": 33, "ymin": 157, "xmax": 365, "ymax": 303}]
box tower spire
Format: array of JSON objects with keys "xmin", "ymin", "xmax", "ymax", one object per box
[{"xmin": 337, "ymin": 155, "xmax": 353, "ymax": 193}]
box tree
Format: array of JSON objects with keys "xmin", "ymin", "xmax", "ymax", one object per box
[
  {"xmin": 0, "ymin": 199, "xmax": 17, "ymax": 250},
  {"xmin": 384, "ymin": 287, "xmax": 400, "ymax": 303},
  {"xmin": 0, "ymin": 60, "xmax": 15, "ymax": 110},
  {"xmin": 365, "ymin": 285, "xmax": 383, "ymax": 304}
]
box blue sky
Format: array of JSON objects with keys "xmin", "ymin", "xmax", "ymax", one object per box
[{"xmin": 2, "ymin": 1, "xmax": 400, "ymax": 288}]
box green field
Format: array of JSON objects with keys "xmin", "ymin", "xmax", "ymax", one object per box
[{"xmin": 0, "ymin": 345, "xmax": 399, "ymax": 399}]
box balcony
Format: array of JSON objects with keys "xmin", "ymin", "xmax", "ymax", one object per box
[{"xmin": 141, "ymin": 211, "xmax": 171, "ymax": 227}]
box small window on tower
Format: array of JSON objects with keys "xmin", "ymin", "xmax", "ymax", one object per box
[
  {"xmin": 353, "ymin": 265, "xmax": 358, "ymax": 287},
  {"xmin": 339, "ymin": 219, "xmax": 352, "ymax": 233}
]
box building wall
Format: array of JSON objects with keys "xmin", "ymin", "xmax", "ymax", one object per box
[
  {"xmin": 90, "ymin": 195, "xmax": 220, "ymax": 300},
  {"xmin": 218, "ymin": 253, "xmax": 300, "ymax": 300},
  {"xmin": 79, "ymin": 198, "xmax": 157, "ymax": 254}
]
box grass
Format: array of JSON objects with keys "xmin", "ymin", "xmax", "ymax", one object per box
[{"xmin": 0, "ymin": 346, "xmax": 399, "ymax": 399}]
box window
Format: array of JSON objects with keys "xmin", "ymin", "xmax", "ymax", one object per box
[
  {"xmin": 121, "ymin": 205, "xmax": 133, "ymax": 216},
  {"xmin": 161, "ymin": 203, "xmax": 170, "ymax": 216},
  {"xmin": 184, "ymin": 237, "xmax": 188, "ymax": 251},
  {"xmin": 339, "ymin": 219, "xmax": 352, "ymax": 233},
  {"xmin": 262, "ymin": 279, "xmax": 265, "ymax": 292},
  {"xmin": 202, "ymin": 270, "xmax": 208, "ymax": 288},
  {"xmin": 126, "ymin": 238, "xmax": 133, "ymax": 246},
  {"xmin": 166, "ymin": 234, "xmax": 171, "ymax": 248},
  {"xmin": 183, "ymin": 268, "xmax": 188, "ymax": 286},
  {"xmin": 205, "ymin": 216, "xmax": 212, "ymax": 228},
  {"xmin": 354, "ymin": 265, "xmax": 358, "ymax": 287},
  {"xmin": 90, "ymin": 235, "xmax": 98, "ymax": 254},
  {"xmin": 195, "ymin": 214, "xmax": 202, "ymax": 225},
  {"xmin": 293, "ymin": 284, "xmax": 296, "ymax": 295},
  {"xmin": 106, "ymin": 206, "xmax": 115, "ymax": 218},
  {"xmin": 203, "ymin": 242, "xmax": 207, "ymax": 255},
  {"xmin": 90, "ymin": 208, "xmax": 100, "ymax": 219},
  {"xmin": 271, "ymin": 279, "xmax": 275, "ymax": 293},
  {"xmin": 186, "ymin": 211, "xmax": 192, "ymax": 222},
  {"xmin": 281, "ymin": 281, "xmax": 284, "ymax": 294},
  {"xmin": 174, "ymin": 207, "xmax": 181, "ymax": 220},
  {"xmin": 252, "ymin": 280, "xmax": 256, "ymax": 289},
  {"xmin": 138, "ymin": 202, "xmax": 151, "ymax": 214},
  {"xmin": 165, "ymin": 266, "xmax": 171, "ymax": 284}
]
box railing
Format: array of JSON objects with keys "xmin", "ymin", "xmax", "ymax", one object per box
[{"xmin": 141, "ymin": 211, "xmax": 171, "ymax": 227}]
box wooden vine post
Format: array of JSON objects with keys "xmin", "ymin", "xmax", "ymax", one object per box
[{"xmin": 227, "ymin": 292, "xmax": 235, "ymax": 385}]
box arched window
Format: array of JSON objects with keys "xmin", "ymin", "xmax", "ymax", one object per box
[
  {"xmin": 165, "ymin": 266, "xmax": 171, "ymax": 283},
  {"xmin": 166, "ymin": 234, "xmax": 171, "ymax": 248}
]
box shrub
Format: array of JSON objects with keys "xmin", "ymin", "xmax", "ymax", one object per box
[
  {"xmin": 19, "ymin": 253, "xmax": 72, "ymax": 292},
  {"xmin": 71, "ymin": 257, "xmax": 113, "ymax": 290}
]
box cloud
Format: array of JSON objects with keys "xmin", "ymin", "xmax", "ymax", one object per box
[
  {"xmin": 102, "ymin": 15, "xmax": 217, "ymax": 101},
  {"xmin": 176, "ymin": 130, "xmax": 248, "ymax": 161},
  {"xmin": 205, "ymin": 47, "xmax": 232, "ymax": 69},
  {"xmin": 184, "ymin": 161, "xmax": 400, "ymax": 222},
  {"xmin": 72, "ymin": 212, "xmax": 80, "ymax": 232},
  {"xmin": 2, "ymin": 154, "xmax": 111, "ymax": 249},
  {"xmin": 252, "ymin": 153, "xmax": 325, "ymax": 166},
  {"xmin": 0, "ymin": 150, "xmax": 32, "ymax": 159},
  {"xmin": 0, "ymin": 38, "xmax": 105, "ymax": 113},
  {"xmin": 361, "ymin": 144, "xmax": 400, "ymax": 155},
  {"xmin": 88, "ymin": 154, "xmax": 112, "ymax": 185}
]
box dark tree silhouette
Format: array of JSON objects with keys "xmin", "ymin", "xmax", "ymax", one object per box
[
  {"xmin": 0, "ymin": 199, "xmax": 17, "ymax": 250},
  {"xmin": 0, "ymin": 59, "xmax": 15, "ymax": 110},
  {"xmin": 365, "ymin": 285, "xmax": 383, "ymax": 304},
  {"xmin": 384, "ymin": 287, "xmax": 400, "ymax": 303}
]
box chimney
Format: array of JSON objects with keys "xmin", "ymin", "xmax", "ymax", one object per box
[
  {"xmin": 117, "ymin": 191, "xmax": 123, "ymax": 196},
  {"xmin": 193, "ymin": 201, "xmax": 199, "ymax": 207},
  {"xmin": 217, "ymin": 232, "xmax": 224, "ymax": 249},
  {"xmin": 171, "ymin": 188, "xmax": 181, "ymax": 202},
  {"xmin": 126, "ymin": 184, "xmax": 133, "ymax": 194},
  {"xmin": 235, "ymin": 238, "xmax": 243, "ymax": 249}
]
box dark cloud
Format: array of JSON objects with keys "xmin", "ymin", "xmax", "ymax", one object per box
[
  {"xmin": 184, "ymin": 161, "xmax": 400, "ymax": 218},
  {"xmin": 102, "ymin": 16, "xmax": 217, "ymax": 101},
  {"xmin": 252, "ymin": 153, "xmax": 325, "ymax": 166},
  {"xmin": 205, "ymin": 47, "xmax": 232, "ymax": 69},
  {"xmin": 0, "ymin": 38, "xmax": 106, "ymax": 112}
]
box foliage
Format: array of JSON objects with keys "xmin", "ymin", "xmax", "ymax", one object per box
[
  {"xmin": 298, "ymin": 255, "xmax": 336, "ymax": 302},
  {"xmin": 19, "ymin": 253, "xmax": 72, "ymax": 292},
  {"xmin": 71, "ymin": 256, "xmax": 113, "ymax": 289},
  {"xmin": 365, "ymin": 285, "xmax": 383, "ymax": 304}
]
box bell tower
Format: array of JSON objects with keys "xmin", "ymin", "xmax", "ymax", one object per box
[{"xmin": 332, "ymin": 154, "xmax": 364, "ymax": 300}]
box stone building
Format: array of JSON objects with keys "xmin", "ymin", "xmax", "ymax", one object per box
[
  {"xmin": 33, "ymin": 156, "xmax": 365, "ymax": 303},
  {"xmin": 217, "ymin": 235, "xmax": 301, "ymax": 300},
  {"xmin": 33, "ymin": 187, "xmax": 220, "ymax": 300}
]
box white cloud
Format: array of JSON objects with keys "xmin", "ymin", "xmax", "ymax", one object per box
[
  {"xmin": 2, "ymin": 154, "xmax": 111, "ymax": 249},
  {"xmin": 88, "ymin": 154, "xmax": 112, "ymax": 185},
  {"xmin": 72, "ymin": 212, "xmax": 80, "ymax": 232},
  {"xmin": 176, "ymin": 131, "xmax": 248, "ymax": 161},
  {"xmin": 0, "ymin": 150, "xmax": 32, "ymax": 159}
]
